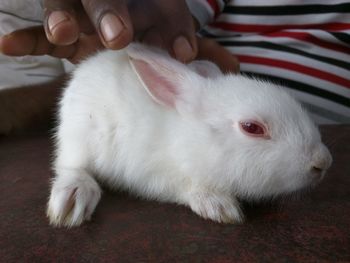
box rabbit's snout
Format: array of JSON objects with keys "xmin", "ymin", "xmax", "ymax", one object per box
[{"xmin": 309, "ymin": 144, "xmax": 332, "ymax": 181}]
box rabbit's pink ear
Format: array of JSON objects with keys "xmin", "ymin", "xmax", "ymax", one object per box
[
  {"xmin": 130, "ymin": 58, "xmax": 180, "ymax": 107},
  {"xmin": 127, "ymin": 43, "xmax": 198, "ymax": 109}
]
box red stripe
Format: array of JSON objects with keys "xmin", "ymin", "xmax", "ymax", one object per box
[
  {"xmin": 207, "ymin": 0, "xmax": 220, "ymax": 17},
  {"xmin": 265, "ymin": 31, "xmax": 350, "ymax": 54},
  {"xmin": 211, "ymin": 22, "xmax": 350, "ymax": 32},
  {"xmin": 238, "ymin": 55, "xmax": 350, "ymax": 89}
]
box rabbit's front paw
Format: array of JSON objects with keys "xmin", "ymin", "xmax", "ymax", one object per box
[
  {"xmin": 47, "ymin": 169, "xmax": 101, "ymax": 227},
  {"xmin": 188, "ymin": 191, "xmax": 244, "ymax": 224}
]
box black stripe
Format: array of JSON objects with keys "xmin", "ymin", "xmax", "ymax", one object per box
[
  {"xmin": 330, "ymin": 32, "xmax": 350, "ymax": 45},
  {"xmin": 223, "ymin": 3, "xmax": 350, "ymax": 15},
  {"xmin": 199, "ymin": 29, "xmax": 244, "ymax": 39},
  {"xmin": 241, "ymin": 72, "xmax": 350, "ymax": 108},
  {"xmin": 218, "ymin": 40, "xmax": 350, "ymax": 71},
  {"xmin": 198, "ymin": 29, "xmax": 229, "ymax": 38},
  {"xmin": 0, "ymin": 10, "xmax": 42, "ymax": 23}
]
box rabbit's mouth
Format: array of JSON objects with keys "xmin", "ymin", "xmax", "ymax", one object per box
[{"xmin": 309, "ymin": 170, "xmax": 326, "ymax": 187}]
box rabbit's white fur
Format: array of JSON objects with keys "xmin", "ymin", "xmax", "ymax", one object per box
[{"xmin": 48, "ymin": 43, "xmax": 332, "ymax": 227}]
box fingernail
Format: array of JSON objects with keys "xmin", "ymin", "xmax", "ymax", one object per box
[
  {"xmin": 48, "ymin": 11, "xmax": 70, "ymax": 34},
  {"xmin": 100, "ymin": 13, "xmax": 124, "ymax": 42},
  {"xmin": 173, "ymin": 36, "xmax": 194, "ymax": 62}
]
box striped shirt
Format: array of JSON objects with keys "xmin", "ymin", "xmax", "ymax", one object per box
[{"xmin": 187, "ymin": 0, "xmax": 350, "ymax": 124}]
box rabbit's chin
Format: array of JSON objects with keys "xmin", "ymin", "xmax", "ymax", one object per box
[{"xmin": 232, "ymin": 172, "xmax": 321, "ymax": 201}]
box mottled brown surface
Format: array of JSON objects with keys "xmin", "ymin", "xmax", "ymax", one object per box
[{"xmin": 0, "ymin": 125, "xmax": 349, "ymax": 262}]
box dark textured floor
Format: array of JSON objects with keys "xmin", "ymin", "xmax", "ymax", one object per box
[{"xmin": 0, "ymin": 125, "xmax": 349, "ymax": 262}]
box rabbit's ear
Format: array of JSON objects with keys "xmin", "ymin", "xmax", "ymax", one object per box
[{"xmin": 128, "ymin": 43, "xmax": 200, "ymax": 110}]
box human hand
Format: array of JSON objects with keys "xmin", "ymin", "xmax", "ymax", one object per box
[
  {"xmin": 29, "ymin": 0, "xmax": 197, "ymax": 63},
  {"xmin": 0, "ymin": 0, "xmax": 239, "ymax": 71},
  {"xmin": 0, "ymin": 27, "xmax": 239, "ymax": 73}
]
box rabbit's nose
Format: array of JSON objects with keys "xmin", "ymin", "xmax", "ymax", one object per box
[
  {"xmin": 310, "ymin": 144, "xmax": 332, "ymax": 178},
  {"xmin": 311, "ymin": 158, "xmax": 331, "ymax": 172},
  {"xmin": 310, "ymin": 165, "xmax": 325, "ymax": 180}
]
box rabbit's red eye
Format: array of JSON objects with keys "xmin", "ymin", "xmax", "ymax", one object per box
[
  {"xmin": 239, "ymin": 121, "xmax": 269, "ymax": 138},
  {"xmin": 241, "ymin": 122, "xmax": 263, "ymax": 134}
]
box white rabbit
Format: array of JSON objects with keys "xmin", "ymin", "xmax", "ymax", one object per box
[{"xmin": 47, "ymin": 43, "xmax": 332, "ymax": 227}]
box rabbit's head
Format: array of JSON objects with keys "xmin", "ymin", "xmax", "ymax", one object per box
[{"xmin": 127, "ymin": 43, "xmax": 332, "ymax": 199}]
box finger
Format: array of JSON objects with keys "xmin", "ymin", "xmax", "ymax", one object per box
[
  {"xmin": 0, "ymin": 27, "xmax": 104, "ymax": 64},
  {"xmin": 139, "ymin": 21, "xmax": 197, "ymax": 63},
  {"xmin": 81, "ymin": 0, "xmax": 133, "ymax": 49},
  {"xmin": 197, "ymin": 37, "xmax": 240, "ymax": 74},
  {"xmin": 68, "ymin": 34, "xmax": 104, "ymax": 64},
  {"xmin": 0, "ymin": 27, "xmax": 76, "ymax": 59},
  {"xmin": 132, "ymin": 1, "xmax": 198, "ymax": 63},
  {"xmin": 169, "ymin": 3, "xmax": 198, "ymax": 63},
  {"xmin": 172, "ymin": 34, "xmax": 198, "ymax": 63},
  {"xmin": 43, "ymin": 0, "xmax": 80, "ymax": 45}
]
